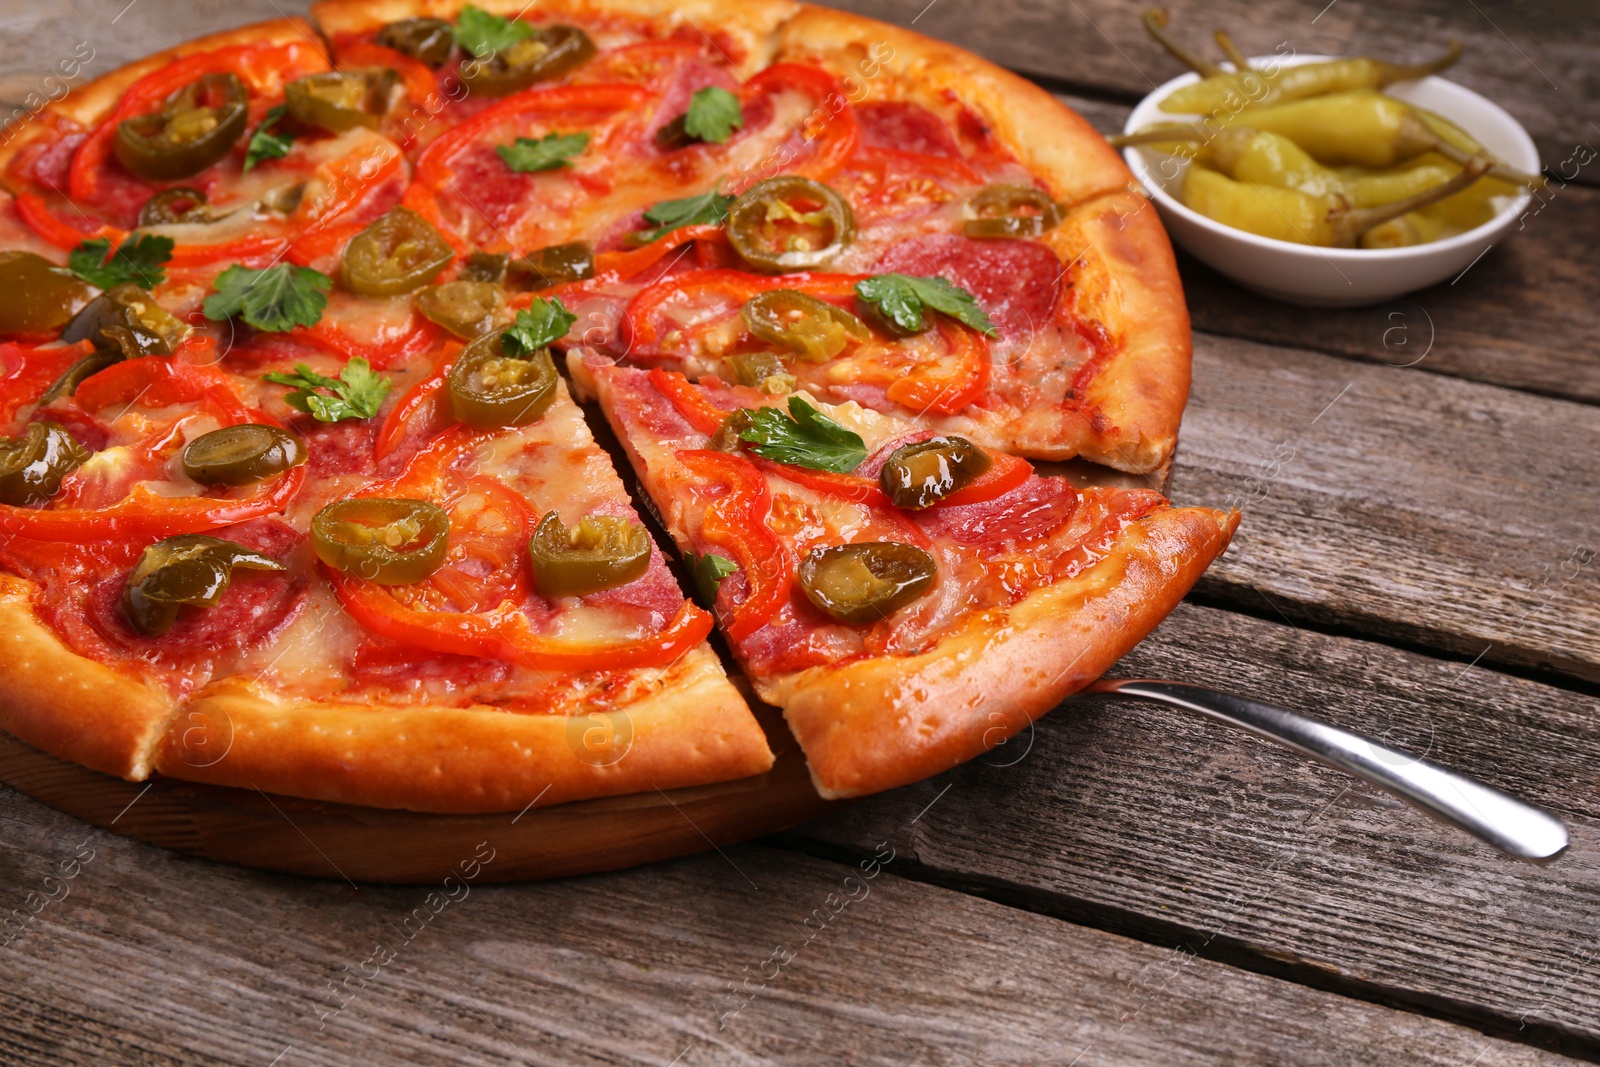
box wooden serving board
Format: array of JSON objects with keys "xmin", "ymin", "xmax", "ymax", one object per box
[{"xmin": 0, "ymin": 706, "xmax": 836, "ymax": 884}]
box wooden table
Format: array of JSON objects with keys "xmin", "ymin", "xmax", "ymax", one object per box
[{"xmin": 3, "ymin": 1, "xmax": 1598, "ymax": 1063}]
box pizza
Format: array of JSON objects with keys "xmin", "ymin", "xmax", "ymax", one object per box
[{"xmin": 0, "ymin": 0, "xmax": 1231, "ymax": 813}]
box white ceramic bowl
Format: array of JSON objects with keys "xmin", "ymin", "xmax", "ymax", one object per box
[{"xmin": 1121, "ymin": 56, "xmax": 1539, "ymax": 307}]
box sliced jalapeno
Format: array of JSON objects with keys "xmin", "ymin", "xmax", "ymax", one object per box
[
  {"xmin": 114, "ymin": 72, "xmax": 249, "ymax": 181},
  {"xmin": 0, "ymin": 421, "xmax": 90, "ymax": 506},
  {"xmin": 137, "ymin": 187, "xmax": 210, "ymax": 227},
  {"xmin": 341, "ymin": 207, "xmax": 454, "ymax": 297},
  {"xmin": 963, "ymin": 184, "xmax": 1064, "ymax": 239},
  {"xmin": 55, "ymin": 283, "xmax": 190, "ymax": 386},
  {"xmin": 122, "ymin": 535, "xmax": 285, "ymax": 636},
  {"xmin": 508, "ymin": 242, "xmax": 595, "ymax": 289},
  {"xmin": 709, "ymin": 408, "xmax": 758, "ymax": 453},
  {"xmin": 414, "ymin": 280, "xmax": 505, "ymax": 339},
  {"xmin": 0, "ymin": 251, "xmax": 95, "ymax": 334},
  {"xmin": 797, "ymin": 542, "xmax": 937, "ymax": 625},
  {"xmin": 529, "ymin": 511, "xmax": 651, "ymax": 598},
  {"xmin": 460, "ymin": 251, "xmax": 509, "ymax": 284},
  {"xmin": 311, "ymin": 497, "xmax": 450, "ymax": 585},
  {"xmin": 376, "ymin": 17, "xmax": 456, "ymax": 66},
  {"xmin": 741, "ymin": 289, "xmax": 867, "ymax": 362},
  {"xmin": 726, "ymin": 351, "xmax": 796, "ymax": 394},
  {"xmin": 459, "ymin": 25, "xmax": 595, "ymax": 97},
  {"xmin": 446, "ymin": 332, "xmax": 558, "ymax": 427},
  {"xmin": 879, "ymin": 436, "xmax": 992, "ymax": 509},
  {"xmin": 285, "ymin": 69, "xmax": 400, "ymax": 133},
  {"xmin": 182, "ymin": 424, "xmax": 307, "ymax": 486},
  {"xmin": 727, "ymin": 176, "xmax": 855, "ymax": 272}
]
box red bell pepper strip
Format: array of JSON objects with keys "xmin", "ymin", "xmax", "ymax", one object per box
[
  {"xmin": 932, "ymin": 449, "xmax": 1033, "ymax": 508},
  {"xmin": 624, "ymin": 269, "xmax": 862, "ymax": 355},
  {"xmin": 675, "ymin": 448, "xmax": 793, "ymax": 641},
  {"xmin": 883, "ymin": 317, "xmax": 991, "ymax": 416},
  {"xmin": 373, "ymin": 342, "xmax": 460, "ymax": 462},
  {"xmin": 727, "ymin": 63, "xmax": 860, "ymax": 191},
  {"xmin": 0, "ymin": 341, "xmax": 93, "ymax": 429},
  {"xmin": 327, "ymin": 571, "xmax": 714, "ymax": 671},
  {"xmin": 648, "ymin": 367, "xmax": 727, "ymax": 435}
]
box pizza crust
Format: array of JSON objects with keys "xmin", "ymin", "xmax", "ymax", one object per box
[
  {"xmin": 0, "ymin": 19, "xmax": 325, "ymax": 182},
  {"xmin": 764, "ymin": 505, "xmax": 1238, "ymax": 799},
  {"xmin": 153, "ymin": 644, "xmax": 773, "ymax": 813},
  {"xmin": 0, "ymin": 577, "xmax": 176, "ymax": 780}
]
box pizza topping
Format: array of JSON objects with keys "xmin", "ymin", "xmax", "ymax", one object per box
[
  {"xmin": 726, "ymin": 177, "xmax": 855, "ymax": 272},
  {"xmin": 340, "ymin": 207, "xmax": 454, "ymax": 297},
  {"xmin": 796, "ymin": 542, "xmax": 938, "ymax": 625},
  {"xmin": 508, "ymin": 242, "xmax": 596, "ymax": 289},
  {"xmin": 854, "ymin": 273, "xmax": 998, "ymax": 338},
  {"xmin": 963, "ymin": 184, "xmax": 1064, "ymax": 239},
  {"xmin": 376, "ymin": 17, "xmax": 456, "ymax": 67},
  {"xmin": 725, "ymin": 351, "xmax": 796, "ymax": 394},
  {"xmin": 66, "ymin": 234, "xmax": 173, "ymax": 290},
  {"xmin": 657, "ymin": 86, "xmax": 745, "ymax": 149},
  {"xmin": 0, "ymin": 251, "xmax": 95, "ymax": 333},
  {"xmin": 529, "ymin": 512, "xmax": 652, "ymax": 598},
  {"xmin": 459, "ymin": 23, "xmax": 596, "ymax": 97},
  {"xmin": 114, "ymin": 72, "xmax": 249, "ymax": 181},
  {"xmin": 205, "ymin": 263, "xmax": 331, "ymax": 332},
  {"xmin": 741, "ymin": 289, "xmax": 868, "ymax": 362},
  {"xmin": 136, "ymin": 187, "xmax": 210, "ymax": 226},
  {"xmin": 415, "ymin": 280, "xmax": 505, "ymax": 338},
  {"xmin": 871, "ymin": 235, "xmax": 1062, "ymax": 341},
  {"xmin": 732, "ymin": 396, "xmax": 867, "ymax": 474},
  {"xmin": 0, "ymin": 421, "xmax": 90, "ymax": 506},
  {"xmin": 687, "ymin": 550, "xmax": 738, "ymax": 607},
  {"xmin": 496, "ymin": 131, "xmax": 590, "ymax": 173},
  {"xmin": 311, "ymin": 497, "xmax": 450, "ymax": 584},
  {"xmin": 285, "ymin": 69, "xmax": 399, "ymax": 133},
  {"xmin": 121, "ymin": 534, "xmax": 285, "ymax": 636},
  {"xmin": 501, "ymin": 298, "xmax": 576, "ymax": 356},
  {"xmin": 181, "ymin": 424, "xmax": 307, "ymax": 486},
  {"xmin": 242, "ymin": 105, "xmax": 294, "ymax": 172},
  {"xmin": 879, "ymin": 436, "xmax": 992, "ymax": 510},
  {"xmin": 675, "ymin": 448, "xmax": 792, "ymax": 641},
  {"xmin": 447, "ymin": 333, "xmax": 558, "ymax": 427},
  {"xmin": 632, "ymin": 190, "xmax": 735, "ymax": 246},
  {"xmin": 264, "ymin": 358, "xmax": 390, "ymax": 423}
]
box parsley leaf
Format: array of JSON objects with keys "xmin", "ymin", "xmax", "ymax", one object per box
[
  {"xmin": 243, "ymin": 104, "xmax": 294, "ymax": 172},
  {"xmin": 686, "ymin": 551, "xmax": 738, "ymax": 608},
  {"xmin": 262, "ymin": 359, "xmax": 391, "ymax": 422},
  {"xmin": 854, "ymin": 273, "xmax": 998, "ymax": 338},
  {"xmin": 500, "ymin": 297, "xmax": 576, "ymax": 356},
  {"xmin": 683, "ymin": 87, "xmax": 743, "ymax": 144},
  {"xmin": 496, "ymin": 131, "xmax": 590, "ymax": 173},
  {"xmin": 736, "ymin": 396, "xmax": 867, "ymax": 473},
  {"xmin": 66, "ymin": 233, "xmax": 173, "ymax": 289},
  {"xmin": 631, "ymin": 189, "xmax": 735, "ymax": 244},
  {"xmin": 454, "ymin": 5, "xmax": 533, "ymax": 58},
  {"xmin": 202, "ymin": 264, "xmax": 331, "ymax": 332}
]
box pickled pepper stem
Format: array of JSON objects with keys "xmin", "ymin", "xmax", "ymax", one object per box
[
  {"xmin": 1330, "ymin": 156, "xmax": 1489, "ymax": 246},
  {"xmin": 1143, "ymin": 9, "xmax": 1225, "ymax": 77},
  {"xmin": 1108, "ymin": 124, "xmax": 1210, "ymax": 148},
  {"xmin": 1377, "ymin": 39, "xmax": 1464, "ymax": 84},
  {"xmin": 1214, "ymin": 30, "xmax": 1252, "ymax": 72},
  {"xmin": 1424, "ymin": 133, "xmax": 1547, "ymax": 188}
]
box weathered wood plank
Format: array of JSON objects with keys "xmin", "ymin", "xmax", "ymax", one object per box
[
  {"xmin": 1173, "ymin": 332, "xmax": 1600, "ymax": 681},
  {"xmin": 826, "ymin": 0, "xmax": 1598, "ymax": 186},
  {"xmin": 1058, "ymin": 93, "xmax": 1600, "ymax": 407},
  {"xmin": 784, "ymin": 600, "xmax": 1600, "ymax": 1055},
  {"xmin": 0, "ymin": 791, "xmax": 1584, "ymax": 1066}
]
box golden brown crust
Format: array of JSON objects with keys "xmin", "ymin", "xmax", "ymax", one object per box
[
  {"xmin": 0, "ymin": 19, "xmax": 325, "ymax": 182},
  {"xmin": 773, "ymin": 5, "xmax": 1130, "ymax": 208},
  {"xmin": 311, "ymin": 0, "xmax": 799, "ymax": 77},
  {"xmin": 1044, "ymin": 188, "xmax": 1193, "ymax": 473},
  {"xmin": 152, "ymin": 645, "xmax": 773, "ymax": 813},
  {"xmin": 765, "ymin": 506, "xmax": 1238, "ymax": 799},
  {"xmin": 0, "ymin": 577, "xmax": 176, "ymax": 781}
]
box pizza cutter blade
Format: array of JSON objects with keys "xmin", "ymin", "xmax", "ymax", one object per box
[{"xmin": 1086, "ymin": 678, "xmax": 1570, "ymax": 862}]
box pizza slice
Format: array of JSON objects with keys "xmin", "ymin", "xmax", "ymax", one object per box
[
  {"xmin": 0, "ymin": 322, "xmax": 772, "ymax": 812},
  {"xmin": 571, "ymin": 357, "xmax": 1237, "ymax": 798}
]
